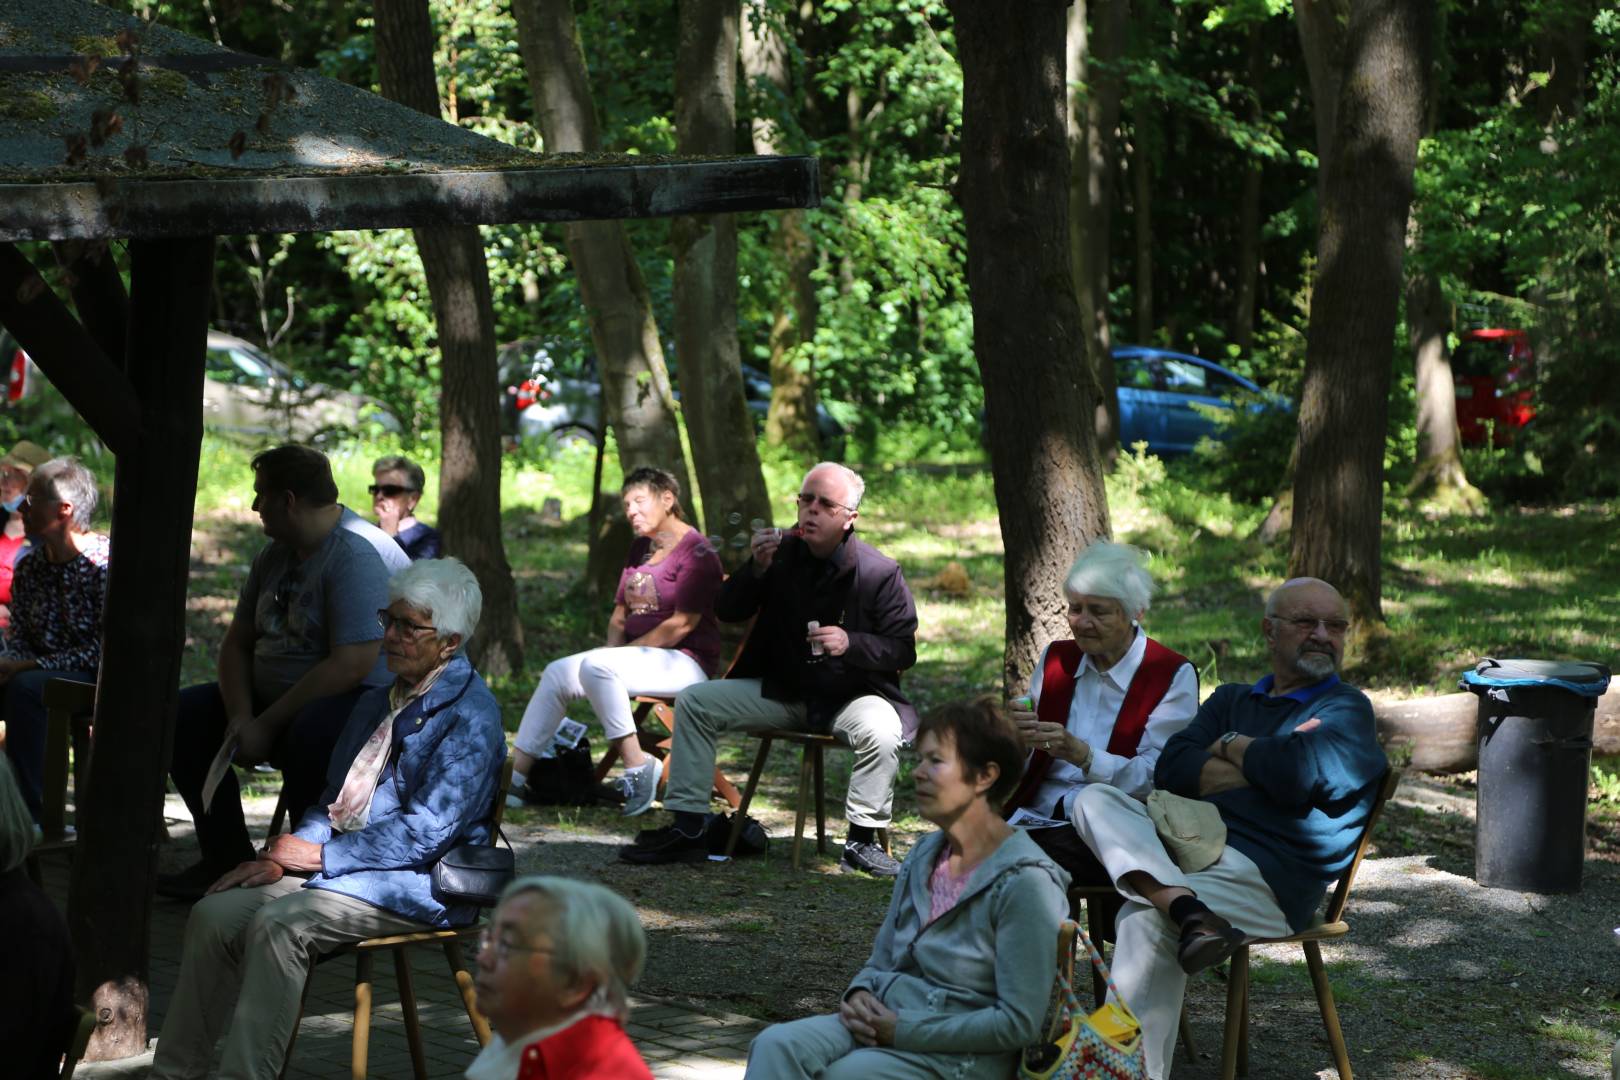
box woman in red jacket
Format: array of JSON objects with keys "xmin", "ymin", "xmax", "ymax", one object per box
[{"xmin": 467, "ymin": 876, "xmax": 653, "ymax": 1080}]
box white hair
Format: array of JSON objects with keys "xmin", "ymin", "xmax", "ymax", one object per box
[
  {"xmin": 499, "ymin": 876, "xmax": 647, "ymax": 1022},
  {"xmin": 1063, "ymin": 540, "xmax": 1155, "ymax": 617},
  {"xmin": 0, "ymin": 757, "xmax": 35, "ymax": 874},
  {"xmin": 34, "ymin": 456, "xmax": 99, "ymax": 529},
  {"xmin": 388, "ymin": 557, "xmax": 482, "ymax": 643},
  {"xmin": 806, "ymin": 462, "xmax": 865, "ymax": 510}
]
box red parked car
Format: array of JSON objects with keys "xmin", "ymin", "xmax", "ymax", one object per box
[{"xmin": 1453, "ymin": 328, "xmax": 1535, "ymax": 447}]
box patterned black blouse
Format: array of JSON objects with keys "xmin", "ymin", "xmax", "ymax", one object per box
[{"xmin": 2, "ymin": 533, "xmax": 111, "ymax": 672}]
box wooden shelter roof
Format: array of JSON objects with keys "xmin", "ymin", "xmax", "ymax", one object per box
[{"xmin": 0, "ymin": 0, "xmax": 818, "ymax": 241}]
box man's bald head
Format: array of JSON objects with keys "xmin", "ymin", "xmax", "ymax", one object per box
[{"xmin": 1261, "ymin": 578, "xmax": 1350, "ymax": 693}]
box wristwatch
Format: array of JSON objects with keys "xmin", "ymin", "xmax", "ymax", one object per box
[{"xmin": 1217, "ymin": 731, "xmax": 1241, "ymax": 760}]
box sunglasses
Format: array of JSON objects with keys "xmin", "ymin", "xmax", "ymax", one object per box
[{"xmin": 368, "ymin": 483, "xmax": 418, "ymax": 498}]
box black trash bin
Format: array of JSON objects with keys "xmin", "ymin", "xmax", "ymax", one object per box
[{"xmin": 1462, "ymin": 658, "xmax": 1611, "ymax": 893}]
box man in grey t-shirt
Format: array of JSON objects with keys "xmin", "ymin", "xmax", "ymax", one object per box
[{"xmin": 159, "ymin": 446, "xmax": 409, "ymax": 900}]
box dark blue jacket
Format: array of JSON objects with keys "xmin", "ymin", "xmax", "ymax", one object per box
[
  {"xmin": 1155, "ymin": 677, "xmax": 1386, "ymax": 931},
  {"xmin": 293, "ymin": 653, "xmax": 506, "ymax": 927}
]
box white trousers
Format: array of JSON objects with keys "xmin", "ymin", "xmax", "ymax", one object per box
[
  {"xmin": 149, "ymin": 876, "xmax": 422, "ymax": 1080},
  {"xmin": 1072, "ymin": 783, "xmax": 1291, "ymax": 1080},
  {"xmin": 667, "ymin": 679, "xmax": 903, "ymax": 828},
  {"xmin": 514, "ymin": 645, "xmax": 709, "ymax": 752}
]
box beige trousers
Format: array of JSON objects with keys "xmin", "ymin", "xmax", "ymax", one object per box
[
  {"xmin": 666, "ymin": 679, "xmax": 903, "ymax": 828},
  {"xmin": 1072, "ymin": 783, "xmax": 1291, "ymax": 1080},
  {"xmin": 149, "ymin": 875, "xmax": 422, "ymax": 1080}
]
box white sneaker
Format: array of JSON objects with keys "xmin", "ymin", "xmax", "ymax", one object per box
[{"xmin": 619, "ymin": 758, "xmax": 662, "ymax": 817}]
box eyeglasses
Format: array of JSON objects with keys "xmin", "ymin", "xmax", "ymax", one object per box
[
  {"xmin": 1274, "ymin": 615, "xmax": 1351, "ymax": 636},
  {"xmin": 377, "ymin": 609, "xmax": 437, "ymax": 637},
  {"xmin": 368, "ymin": 483, "xmax": 417, "ymax": 498},
  {"xmin": 795, "ymin": 492, "xmax": 855, "ymax": 513},
  {"xmin": 476, "ymin": 928, "xmax": 554, "ymax": 961}
]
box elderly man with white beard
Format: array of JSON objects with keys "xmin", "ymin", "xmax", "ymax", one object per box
[{"xmin": 1069, "ymin": 578, "xmax": 1387, "ymax": 1080}]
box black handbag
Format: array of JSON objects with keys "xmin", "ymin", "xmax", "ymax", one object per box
[{"xmin": 431, "ymin": 828, "xmax": 515, "ymax": 907}]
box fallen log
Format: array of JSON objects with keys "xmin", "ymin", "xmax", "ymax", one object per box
[{"xmin": 1373, "ymin": 676, "xmax": 1620, "ymax": 774}]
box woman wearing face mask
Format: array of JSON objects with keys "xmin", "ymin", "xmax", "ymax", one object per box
[
  {"xmin": 371, "ymin": 455, "xmax": 441, "ymax": 561},
  {"xmin": 0, "ymin": 441, "xmax": 51, "ymax": 638}
]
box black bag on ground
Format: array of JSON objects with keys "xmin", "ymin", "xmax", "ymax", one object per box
[
  {"xmin": 432, "ymin": 828, "xmax": 515, "ymax": 907},
  {"xmin": 519, "ymin": 737, "xmax": 596, "ymax": 806},
  {"xmin": 705, "ymin": 811, "xmax": 769, "ymax": 858}
]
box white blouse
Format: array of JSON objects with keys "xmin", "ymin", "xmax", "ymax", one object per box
[{"xmin": 1025, "ymin": 629, "xmax": 1198, "ymax": 808}]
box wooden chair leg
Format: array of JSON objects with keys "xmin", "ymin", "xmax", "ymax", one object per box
[
  {"xmin": 1220, "ymin": 947, "xmax": 1249, "ymax": 1080},
  {"xmin": 876, "ymin": 827, "xmax": 889, "ymax": 855},
  {"xmin": 712, "ymin": 766, "xmax": 741, "ymax": 809},
  {"xmin": 725, "ymin": 737, "xmax": 773, "ymax": 858},
  {"xmin": 811, "ymin": 744, "xmax": 827, "ymax": 856},
  {"xmin": 1084, "ymin": 897, "xmax": 1107, "ymax": 1007},
  {"xmin": 1179, "ymin": 1002, "xmax": 1198, "ymax": 1063},
  {"xmin": 445, "ymin": 938, "xmax": 491, "ymax": 1046},
  {"xmin": 394, "ymin": 950, "xmax": 429, "ymax": 1080},
  {"xmin": 352, "ymin": 952, "xmax": 374, "ymax": 1080},
  {"xmin": 791, "ymin": 744, "xmax": 815, "ymax": 870},
  {"xmin": 1304, "ymin": 940, "xmax": 1353, "ymax": 1080}
]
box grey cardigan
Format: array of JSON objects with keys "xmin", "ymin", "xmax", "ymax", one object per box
[{"xmin": 846, "ymin": 829, "xmax": 1070, "ymax": 1075}]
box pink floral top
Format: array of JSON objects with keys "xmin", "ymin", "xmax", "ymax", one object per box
[{"xmin": 927, "ymin": 848, "xmax": 981, "ymax": 924}]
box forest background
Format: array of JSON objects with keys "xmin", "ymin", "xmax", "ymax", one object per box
[{"xmin": 9, "ymin": 0, "xmax": 1620, "ymax": 694}]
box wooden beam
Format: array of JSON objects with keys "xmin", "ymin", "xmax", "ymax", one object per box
[
  {"xmin": 67, "ymin": 236, "xmax": 213, "ymax": 1060},
  {"xmin": 52, "ymin": 240, "xmax": 129, "ymax": 367},
  {"xmin": 0, "ymin": 243, "xmax": 139, "ymax": 452},
  {"xmin": 0, "ymin": 155, "xmax": 821, "ymax": 242}
]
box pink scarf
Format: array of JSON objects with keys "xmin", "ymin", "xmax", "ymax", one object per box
[{"xmin": 326, "ymin": 661, "xmax": 449, "ymax": 832}]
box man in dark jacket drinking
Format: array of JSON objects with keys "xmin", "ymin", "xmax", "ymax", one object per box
[{"xmin": 623, "ymin": 463, "xmax": 918, "ymax": 876}]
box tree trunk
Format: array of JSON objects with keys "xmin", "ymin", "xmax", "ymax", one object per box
[
  {"xmin": 743, "ymin": 0, "xmax": 821, "ymax": 457},
  {"xmin": 510, "ymin": 0, "xmax": 694, "ymax": 508},
  {"xmin": 950, "ymin": 0, "xmax": 1112, "ymax": 694},
  {"xmin": 69, "ymin": 238, "xmax": 212, "ymax": 1059},
  {"xmin": 1131, "ymin": 110, "xmax": 1153, "ymax": 343},
  {"xmin": 1534, "ymin": 0, "xmax": 1591, "ymax": 127},
  {"xmin": 1405, "ymin": 268, "xmax": 1483, "ymax": 511},
  {"xmin": 1294, "ymin": 0, "xmax": 1351, "ymax": 174},
  {"xmin": 1287, "ymin": 0, "xmax": 1433, "ymax": 625},
  {"xmin": 674, "ymin": 0, "xmax": 773, "ymax": 548},
  {"xmin": 1067, "ymin": 0, "xmax": 1128, "ymax": 468},
  {"xmin": 373, "ymin": 0, "xmax": 523, "ymax": 677},
  {"xmin": 1232, "ymin": 22, "xmax": 1263, "ymax": 356}
]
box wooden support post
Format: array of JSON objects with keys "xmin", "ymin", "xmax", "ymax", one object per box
[{"xmin": 66, "ymin": 236, "xmax": 213, "ymax": 1060}]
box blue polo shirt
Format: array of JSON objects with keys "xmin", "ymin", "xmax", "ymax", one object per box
[{"xmin": 1155, "ymin": 675, "xmax": 1387, "ymax": 931}]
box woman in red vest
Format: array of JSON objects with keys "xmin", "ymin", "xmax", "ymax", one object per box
[{"xmin": 1003, "ymin": 541, "xmax": 1198, "ymax": 892}]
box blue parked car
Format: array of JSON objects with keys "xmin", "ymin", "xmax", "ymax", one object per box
[{"xmin": 1114, "ymin": 346, "xmax": 1280, "ymax": 457}]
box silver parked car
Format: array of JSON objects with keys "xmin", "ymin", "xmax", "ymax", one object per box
[{"xmin": 202, "ymin": 331, "xmax": 399, "ymax": 441}]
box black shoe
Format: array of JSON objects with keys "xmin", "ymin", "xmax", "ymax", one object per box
[
  {"xmin": 155, "ymin": 861, "xmax": 229, "ymax": 901},
  {"xmin": 1177, "ymin": 912, "xmax": 1249, "ymax": 974},
  {"xmin": 839, "ymin": 840, "xmax": 901, "ymax": 877},
  {"xmin": 619, "ymin": 824, "xmax": 710, "ymax": 865}
]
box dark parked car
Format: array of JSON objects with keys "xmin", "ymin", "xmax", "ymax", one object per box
[
  {"xmin": 1452, "ymin": 328, "xmax": 1535, "ymax": 447},
  {"xmin": 498, "ymin": 338, "xmax": 846, "ymax": 456},
  {"xmin": 1114, "ymin": 346, "xmax": 1282, "ymax": 456}
]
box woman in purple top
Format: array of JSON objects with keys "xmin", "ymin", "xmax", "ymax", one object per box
[{"xmin": 512, "ymin": 467, "xmax": 723, "ymax": 816}]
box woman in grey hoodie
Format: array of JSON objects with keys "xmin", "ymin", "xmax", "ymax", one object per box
[{"xmin": 747, "ymin": 700, "xmax": 1071, "ymax": 1079}]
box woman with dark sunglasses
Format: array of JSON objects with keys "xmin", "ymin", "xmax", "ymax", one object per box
[{"xmin": 371, "ymin": 455, "xmax": 441, "ymax": 561}]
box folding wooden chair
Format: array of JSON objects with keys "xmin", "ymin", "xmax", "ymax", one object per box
[
  {"xmin": 1216, "ymin": 768, "xmax": 1402, "ymax": 1080},
  {"xmin": 280, "ymin": 759, "xmax": 514, "ymax": 1080},
  {"xmin": 24, "ymin": 677, "xmax": 96, "ymax": 885},
  {"xmin": 723, "ymin": 729, "xmax": 890, "ymax": 869}
]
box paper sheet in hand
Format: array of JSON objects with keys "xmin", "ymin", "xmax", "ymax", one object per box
[
  {"xmin": 200, "ymin": 736, "xmax": 240, "ymax": 811},
  {"xmin": 1006, "ymin": 807, "xmax": 1067, "ymax": 830}
]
